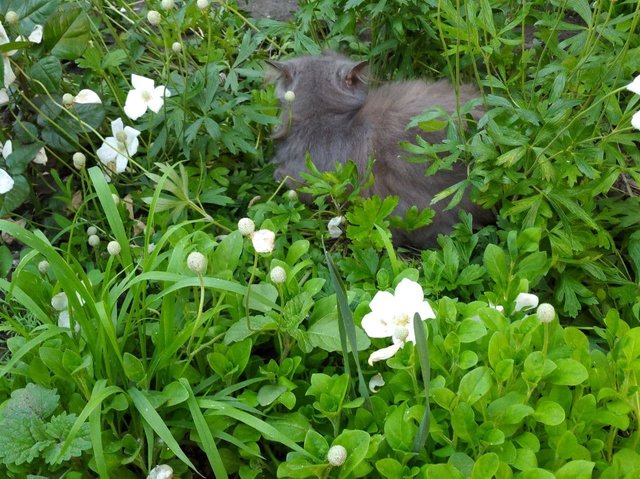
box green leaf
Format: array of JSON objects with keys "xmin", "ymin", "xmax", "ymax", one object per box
[
  {"xmin": 3, "ymin": 383, "xmax": 59, "ymax": 420},
  {"xmin": 43, "ymin": 5, "xmax": 90, "ymax": 60},
  {"xmin": 483, "ymin": 245, "xmax": 507, "ymax": 293},
  {"xmin": 122, "ymin": 353, "xmax": 146, "ymax": 383},
  {"xmin": 533, "ymin": 400, "xmax": 566, "ymax": 426},
  {"xmin": 307, "ymin": 315, "xmax": 370, "ymax": 352},
  {"xmin": 458, "ymin": 367, "xmax": 492, "ymax": 406},
  {"xmin": 384, "ymin": 404, "xmax": 416, "ymax": 452},
  {"xmin": 555, "ymin": 460, "xmax": 594, "ymax": 479},
  {"xmin": 42, "ymin": 412, "xmax": 91, "ymax": 464},
  {"xmin": 2, "ymin": 0, "xmax": 60, "ymax": 33},
  {"xmin": 334, "ymin": 430, "xmax": 370, "ymax": 479},
  {"xmin": 28, "ymin": 56, "xmax": 62, "ymax": 93},
  {"xmin": 471, "ymin": 453, "xmax": 500, "ymax": 479},
  {"xmin": 457, "ymin": 318, "xmax": 487, "ymax": 343},
  {"xmin": 548, "ymin": 359, "xmax": 588, "ymax": 386},
  {"xmin": 257, "ymin": 385, "xmax": 288, "ymax": 407}
]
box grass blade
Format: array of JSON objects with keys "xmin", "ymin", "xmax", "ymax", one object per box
[{"xmin": 412, "ymin": 312, "xmax": 431, "ymax": 453}]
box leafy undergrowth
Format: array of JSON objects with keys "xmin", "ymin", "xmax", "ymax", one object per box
[{"xmin": 0, "ymin": 0, "xmax": 639, "ymax": 478}]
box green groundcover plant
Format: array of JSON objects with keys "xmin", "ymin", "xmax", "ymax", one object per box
[{"xmin": 0, "ymin": 0, "xmax": 639, "ymax": 478}]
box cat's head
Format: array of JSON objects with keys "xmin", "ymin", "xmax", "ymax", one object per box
[{"xmin": 264, "ymin": 52, "xmax": 369, "ymax": 131}]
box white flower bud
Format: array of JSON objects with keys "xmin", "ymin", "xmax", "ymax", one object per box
[
  {"xmin": 51, "ymin": 292, "xmax": 68, "ymax": 311},
  {"xmin": 285, "ymin": 190, "xmax": 298, "ymax": 201},
  {"xmin": 147, "ymin": 243, "xmax": 156, "ymax": 254},
  {"xmin": 196, "ymin": 0, "xmax": 209, "ymax": 9},
  {"xmin": 171, "ymin": 41, "xmax": 182, "ymax": 53},
  {"xmin": 327, "ymin": 445, "xmax": 347, "ymax": 467},
  {"xmin": 284, "ymin": 90, "xmax": 295, "ymax": 102},
  {"xmin": 237, "ymin": 217, "xmax": 255, "ymax": 236},
  {"xmin": 147, "ymin": 10, "xmax": 162, "ymax": 25},
  {"xmin": 107, "ymin": 240, "xmax": 121, "ymax": 256},
  {"xmin": 72, "ymin": 152, "xmax": 86, "ymax": 169},
  {"xmin": 38, "ymin": 260, "xmax": 50, "ymax": 274},
  {"xmin": 62, "ymin": 93, "xmax": 74, "ymax": 106},
  {"xmin": 5, "ymin": 11, "xmax": 18, "ymax": 24},
  {"xmin": 88, "ymin": 234, "xmax": 100, "ymax": 247},
  {"xmin": 87, "ymin": 226, "xmax": 98, "ymax": 236},
  {"xmin": 187, "ymin": 251, "xmax": 207, "ymax": 274},
  {"xmin": 514, "ymin": 292, "xmax": 539, "ymax": 312},
  {"xmin": 536, "ymin": 303, "xmax": 555, "ymax": 324},
  {"xmin": 251, "ymin": 229, "xmax": 275, "ymax": 254},
  {"xmin": 161, "ymin": 0, "xmax": 175, "ymax": 10},
  {"xmin": 270, "ymin": 266, "xmax": 286, "ymax": 284},
  {"xmin": 147, "ymin": 464, "xmax": 174, "ymax": 479},
  {"xmin": 327, "ymin": 216, "xmax": 344, "ymax": 239},
  {"xmin": 369, "ymin": 373, "xmax": 385, "ymax": 393}
]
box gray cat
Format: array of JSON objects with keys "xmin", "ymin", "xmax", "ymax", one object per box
[{"xmin": 265, "ymin": 51, "xmax": 492, "ymax": 248}]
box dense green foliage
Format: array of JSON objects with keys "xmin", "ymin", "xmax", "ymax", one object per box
[{"xmin": 0, "ymin": 0, "xmax": 639, "ymax": 477}]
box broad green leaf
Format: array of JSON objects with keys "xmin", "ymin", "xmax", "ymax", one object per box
[
  {"xmin": 458, "ymin": 367, "xmax": 492, "ymax": 405},
  {"xmin": 43, "ymin": 5, "xmax": 90, "ymax": 60},
  {"xmin": 28, "ymin": 56, "xmax": 62, "ymax": 93},
  {"xmin": 555, "ymin": 460, "xmax": 594, "ymax": 479},
  {"xmin": 471, "ymin": 453, "xmax": 500, "ymax": 479},
  {"xmin": 548, "ymin": 359, "xmax": 588, "ymax": 386},
  {"xmin": 534, "ymin": 400, "xmax": 565, "ymax": 426},
  {"xmin": 0, "ymin": 175, "xmax": 30, "ymax": 215}
]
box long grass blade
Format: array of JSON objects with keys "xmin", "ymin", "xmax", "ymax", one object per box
[{"xmin": 412, "ymin": 312, "xmax": 431, "ymax": 453}]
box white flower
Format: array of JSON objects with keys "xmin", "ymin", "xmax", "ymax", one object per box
[
  {"xmin": 238, "ymin": 217, "xmax": 255, "ymax": 236},
  {"xmin": 73, "ymin": 152, "xmax": 86, "ymax": 169},
  {"xmin": 284, "ymin": 90, "xmax": 295, "ymax": 102},
  {"xmin": 270, "ymin": 266, "xmax": 286, "ymax": 284},
  {"xmin": 171, "ymin": 42, "xmax": 182, "ymax": 53},
  {"xmin": 327, "ymin": 216, "xmax": 344, "ymax": 239},
  {"xmin": 0, "ymin": 22, "xmax": 16, "ymax": 88},
  {"xmin": 62, "ymin": 93, "xmax": 75, "ymax": 106},
  {"xmin": 488, "ymin": 301, "xmax": 504, "ymax": 313},
  {"xmin": 536, "ymin": 303, "xmax": 555, "ymax": 323},
  {"xmin": 361, "ymin": 278, "xmax": 435, "ymax": 366},
  {"xmin": 632, "ymin": 111, "xmax": 640, "ymax": 131},
  {"xmin": 5, "ymin": 11, "xmax": 18, "ymax": 24},
  {"xmin": 0, "ymin": 168, "xmax": 13, "ymax": 194},
  {"xmin": 147, "ymin": 464, "xmax": 174, "ymax": 479},
  {"xmin": 147, "ymin": 10, "xmax": 162, "ymax": 25},
  {"xmin": 38, "ymin": 260, "xmax": 50, "ymax": 274},
  {"xmin": 626, "ymin": 75, "xmax": 640, "ymax": 95},
  {"xmin": 124, "ymin": 74, "xmax": 170, "ymax": 120},
  {"xmin": 1, "ymin": 139, "xmax": 11, "ymax": 159},
  {"xmin": 187, "ymin": 251, "xmax": 207, "ymax": 273},
  {"xmin": 327, "ymin": 445, "xmax": 347, "ymax": 467},
  {"xmin": 251, "ymin": 229, "xmax": 275, "ymax": 253},
  {"xmin": 88, "ymin": 234, "xmax": 100, "ymax": 247},
  {"xmin": 51, "ymin": 292, "xmax": 68, "ymax": 311},
  {"xmin": 197, "ymin": 0, "xmax": 209, "ymax": 9},
  {"xmin": 368, "ymin": 373, "xmax": 385, "ymax": 393},
  {"xmin": 33, "ymin": 147, "xmax": 47, "ymax": 165},
  {"xmin": 161, "ymin": 0, "xmax": 175, "ymax": 10},
  {"xmin": 73, "ymin": 89, "xmax": 102, "ymax": 104},
  {"xmin": 514, "ymin": 292, "xmax": 539, "ymax": 312},
  {"xmin": 96, "ymin": 118, "xmax": 140, "ymax": 174},
  {"xmin": 28, "ymin": 25, "xmax": 43, "ymax": 44},
  {"xmin": 107, "ymin": 240, "xmax": 121, "ymax": 256},
  {"xmin": 0, "ymin": 88, "xmax": 8, "ymax": 106}
]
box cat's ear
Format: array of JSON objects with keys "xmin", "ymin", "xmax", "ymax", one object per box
[
  {"xmin": 264, "ymin": 60, "xmax": 292, "ymax": 85},
  {"xmin": 345, "ymin": 61, "xmax": 369, "ymax": 88}
]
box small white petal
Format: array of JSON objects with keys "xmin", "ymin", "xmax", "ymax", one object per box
[
  {"xmin": 626, "ymin": 75, "xmax": 640, "ymax": 95},
  {"xmin": 0, "ymin": 22, "xmax": 9, "ymax": 45},
  {"xmin": 114, "ymin": 152, "xmax": 129, "ymax": 173},
  {"xmin": 0, "ymin": 168, "xmax": 13, "ymax": 194},
  {"xmin": 74, "ymin": 89, "xmax": 102, "ymax": 104},
  {"xmin": 367, "ymin": 342, "xmax": 404, "ymax": 366},
  {"xmin": 394, "ymin": 278, "xmax": 424, "ymax": 308},
  {"xmin": 33, "ymin": 147, "xmax": 47, "ymax": 165},
  {"xmin": 2, "ymin": 139, "xmax": 12, "ymax": 159},
  {"xmin": 147, "ymin": 464, "xmax": 174, "ymax": 479},
  {"xmin": 51, "ymin": 292, "xmax": 69, "ymax": 311},
  {"xmin": 361, "ymin": 310, "xmax": 393, "ymax": 339},
  {"xmin": 28, "ymin": 25, "xmax": 43, "ymax": 43},
  {"xmin": 124, "ymin": 89, "xmax": 148, "ymax": 120},
  {"xmin": 97, "ymin": 137, "xmax": 119, "ymax": 165},
  {"xmin": 632, "ymin": 111, "xmax": 640, "ymax": 131},
  {"xmin": 3, "ymin": 57, "xmax": 15, "ymax": 88},
  {"xmin": 58, "ymin": 310, "xmax": 70, "ymax": 328},
  {"xmin": 110, "ymin": 118, "xmax": 125, "ymax": 135},
  {"xmin": 146, "ymin": 93, "xmax": 164, "ymax": 113},
  {"xmin": 154, "ymin": 85, "xmax": 170, "ymax": 98},
  {"xmin": 131, "ymin": 74, "xmax": 155, "ymax": 91},
  {"xmin": 0, "ymin": 88, "xmax": 8, "ymax": 106},
  {"xmin": 368, "ymin": 373, "xmax": 385, "ymax": 392},
  {"xmin": 514, "ymin": 292, "xmax": 539, "ymax": 312}
]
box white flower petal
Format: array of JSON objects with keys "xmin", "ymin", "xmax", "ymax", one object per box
[
  {"xmin": 368, "ymin": 373, "xmax": 385, "ymax": 393},
  {"xmin": 131, "ymin": 74, "xmax": 155, "ymax": 91},
  {"xmin": 114, "ymin": 152, "xmax": 128, "ymax": 173},
  {"xmin": 251, "ymin": 229, "xmax": 275, "ymax": 253},
  {"xmin": 3, "ymin": 57, "xmax": 16, "ymax": 88},
  {"xmin": 414, "ymin": 300, "xmax": 436, "ymax": 321},
  {"xmin": 368, "ymin": 290, "xmax": 396, "ymax": 317},
  {"xmin": 110, "ymin": 118, "xmax": 125, "ymax": 135},
  {"xmin": 146, "ymin": 93, "xmax": 164, "ymax": 113},
  {"xmin": 0, "ymin": 88, "xmax": 8, "ymax": 106},
  {"xmin": 632, "ymin": 111, "xmax": 640, "ymax": 131},
  {"xmin": 154, "ymin": 85, "xmax": 170, "ymax": 98},
  {"xmin": 123, "ymin": 126, "xmax": 140, "ymax": 155},
  {"xmin": 97, "ymin": 137, "xmax": 119, "ymax": 165},
  {"xmin": 361, "ymin": 310, "xmax": 393, "ymax": 339},
  {"xmin": 514, "ymin": 292, "xmax": 539, "ymax": 312},
  {"xmin": 394, "ymin": 278, "xmax": 425, "ymax": 309},
  {"xmin": 33, "ymin": 147, "xmax": 47, "ymax": 165},
  {"xmin": 74, "ymin": 89, "xmax": 102, "ymax": 104},
  {"xmin": 124, "ymin": 89, "xmax": 148, "ymax": 120},
  {"xmin": 28, "ymin": 25, "xmax": 43, "ymax": 44},
  {"xmin": 626, "ymin": 75, "xmax": 640, "ymax": 95},
  {"xmin": 2, "ymin": 139, "xmax": 12, "ymax": 159},
  {"xmin": 0, "ymin": 168, "xmax": 14, "ymax": 194},
  {"xmin": 0, "ymin": 22, "xmax": 9, "ymax": 45},
  {"xmin": 367, "ymin": 342, "xmax": 404, "ymax": 366}
]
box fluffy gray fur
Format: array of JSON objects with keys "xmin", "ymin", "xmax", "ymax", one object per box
[{"xmin": 266, "ymin": 51, "xmax": 492, "ymax": 247}]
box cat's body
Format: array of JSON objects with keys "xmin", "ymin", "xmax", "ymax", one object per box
[{"xmin": 266, "ymin": 52, "xmax": 492, "ymax": 247}]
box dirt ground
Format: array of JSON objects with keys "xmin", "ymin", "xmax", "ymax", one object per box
[{"xmin": 238, "ymin": 0, "xmax": 298, "ymax": 20}]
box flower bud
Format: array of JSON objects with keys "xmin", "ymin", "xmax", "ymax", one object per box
[
  {"xmin": 285, "ymin": 190, "xmax": 298, "ymax": 201},
  {"xmin": 51, "ymin": 292, "xmax": 68, "ymax": 311},
  {"xmin": 251, "ymin": 229, "xmax": 275, "ymax": 254},
  {"xmin": 284, "ymin": 90, "xmax": 295, "ymax": 102},
  {"xmin": 148, "ymin": 243, "xmax": 156, "ymax": 254},
  {"xmin": 161, "ymin": 0, "xmax": 174, "ymax": 10},
  {"xmin": 62, "ymin": 93, "xmax": 75, "ymax": 106},
  {"xmin": 536, "ymin": 303, "xmax": 555, "ymax": 324},
  {"xmin": 107, "ymin": 240, "xmax": 121, "ymax": 256},
  {"xmin": 147, "ymin": 464, "xmax": 174, "ymax": 479},
  {"xmin": 88, "ymin": 234, "xmax": 100, "ymax": 247},
  {"xmin": 187, "ymin": 251, "xmax": 207, "ymax": 274},
  {"xmin": 197, "ymin": 0, "xmax": 209, "ymax": 9},
  {"xmin": 171, "ymin": 41, "xmax": 182, "ymax": 53},
  {"xmin": 147, "ymin": 10, "xmax": 162, "ymax": 25},
  {"xmin": 237, "ymin": 217, "xmax": 255, "ymax": 236},
  {"xmin": 87, "ymin": 226, "xmax": 98, "ymax": 236},
  {"xmin": 270, "ymin": 266, "xmax": 286, "ymax": 284},
  {"xmin": 5, "ymin": 11, "xmax": 18, "ymax": 24},
  {"xmin": 368, "ymin": 373, "xmax": 385, "ymax": 393},
  {"xmin": 72, "ymin": 152, "xmax": 86, "ymax": 169},
  {"xmin": 327, "ymin": 445, "xmax": 347, "ymax": 467},
  {"xmin": 38, "ymin": 260, "xmax": 50, "ymax": 274},
  {"xmin": 327, "ymin": 216, "xmax": 344, "ymax": 239}
]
